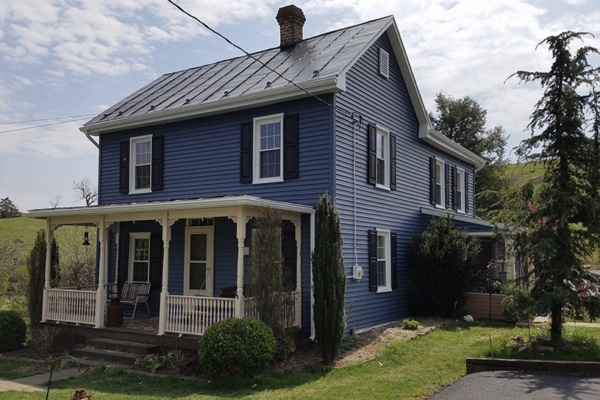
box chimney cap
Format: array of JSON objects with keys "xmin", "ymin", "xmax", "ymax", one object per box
[{"xmin": 276, "ymin": 5, "xmax": 306, "ymax": 22}]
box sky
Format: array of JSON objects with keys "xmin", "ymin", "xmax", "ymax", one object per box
[{"xmin": 0, "ymin": 0, "xmax": 598, "ymax": 212}]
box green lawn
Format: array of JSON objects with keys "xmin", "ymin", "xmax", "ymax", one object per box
[
  {"xmin": 0, "ymin": 218, "xmax": 45, "ymax": 249},
  {"xmin": 2, "ymin": 324, "xmax": 599, "ymax": 400},
  {"xmin": 0, "ymin": 359, "xmax": 51, "ymax": 381}
]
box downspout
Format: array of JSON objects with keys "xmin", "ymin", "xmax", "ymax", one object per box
[{"xmin": 85, "ymin": 130, "xmax": 99, "ymax": 149}]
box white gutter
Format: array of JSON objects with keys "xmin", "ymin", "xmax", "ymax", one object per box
[
  {"xmin": 421, "ymin": 207, "xmax": 501, "ymax": 228},
  {"xmin": 84, "ymin": 130, "xmax": 99, "ymax": 149},
  {"xmin": 420, "ymin": 129, "xmax": 487, "ymax": 171},
  {"xmin": 80, "ymin": 77, "xmax": 344, "ymax": 136},
  {"xmin": 27, "ymin": 195, "xmax": 315, "ymax": 218}
]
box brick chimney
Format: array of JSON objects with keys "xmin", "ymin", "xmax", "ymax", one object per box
[{"xmin": 276, "ymin": 5, "xmax": 306, "ymax": 48}]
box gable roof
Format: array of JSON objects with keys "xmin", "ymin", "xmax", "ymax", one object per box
[{"xmin": 81, "ymin": 16, "xmax": 485, "ymax": 169}]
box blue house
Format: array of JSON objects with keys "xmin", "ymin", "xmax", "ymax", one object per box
[{"xmin": 29, "ymin": 5, "xmax": 500, "ymax": 344}]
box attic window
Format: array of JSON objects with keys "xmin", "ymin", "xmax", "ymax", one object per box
[{"xmin": 379, "ymin": 48, "xmax": 390, "ymax": 79}]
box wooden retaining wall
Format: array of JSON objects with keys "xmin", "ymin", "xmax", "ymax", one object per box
[{"xmin": 464, "ymin": 292, "xmax": 507, "ymax": 321}]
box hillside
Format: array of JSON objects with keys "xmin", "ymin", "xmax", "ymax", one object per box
[
  {"xmin": 0, "ymin": 217, "xmax": 46, "ymax": 248},
  {"xmin": 504, "ymin": 162, "xmax": 546, "ymax": 190}
]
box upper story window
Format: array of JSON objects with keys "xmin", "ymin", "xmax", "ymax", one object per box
[
  {"xmin": 376, "ymin": 127, "xmax": 390, "ymax": 188},
  {"xmin": 455, "ymin": 168, "xmax": 465, "ymax": 213},
  {"xmin": 130, "ymin": 136, "xmax": 152, "ymax": 193},
  {"xmin": 253, "ymin": 114, "xmax": 284, "ymax": 184},
  {"xmin": 129, "ymin": 233, "xmax": 150, "ymax": 282},
  {"xmin": 435, "ymin": 159, "xmax": 444, "ymax": 208},
  {"xmin": 369, "ymin": 124, "xmax": 396, "ymax": 190}
]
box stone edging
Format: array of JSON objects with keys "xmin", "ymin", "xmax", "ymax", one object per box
[{"xmin": 466, "ymin": 358, "xmax": 600, "ymax": 376}]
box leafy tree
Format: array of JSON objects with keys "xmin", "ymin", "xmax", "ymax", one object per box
[
  {"xmin": 499, "ymin": 31, "xmax": 600, "ymax": 343},
  {"xmin": 430, "ymin": 92, "xmax": 509, "ymax": 218},
  {"xmin": 0, "ymin": 197, "xmax": 21, "ymax": 218},
  {"xmin": 407, "ymin": 217, "xmax": 480, "ymax": 317},
  {"xmin": 27, "ymin": 230, "xmax": 59, "ymax": 329},
  {"xmin": 312, "ymin": 193, "xmax": 346, "ymax": 365}
]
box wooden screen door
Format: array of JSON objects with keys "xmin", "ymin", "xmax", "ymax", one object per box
[{"xmin": 184, "ymin": 227, "xmax": 214, "ymax": 296}]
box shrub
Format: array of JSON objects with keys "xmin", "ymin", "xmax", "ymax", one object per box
[
  {"xmin": 198, "ymin": 318, "xmax": 276, "ymax": 377},
  {"xmin": 27, "ymin": 230, "xmax": 59, "ymax": 329},
  {"xmin": 136, "ymin": 354, "xmax": 167, "ymax": 372},
  {"xmin": 403, "ymin": 319, "xmax": 420, "ymax": 330},
  {"xmin": 0, "ymin": 310, "xmax": 27, "ymax": 352},
  {"xmin": 407, "ymin": 217, "xmax": 480, "ymax": 317},
  {"xmin": 29, "ymin": 326, "xmax": 60, "ymax": 356},
  {"xmin": 166, "ymin": 349, "xmax": 195, "ymax": 374}
]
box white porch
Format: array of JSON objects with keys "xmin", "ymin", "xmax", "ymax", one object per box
[{"xmin": 29, "ymin": 196, "xmax": 315, "ymax": 336}]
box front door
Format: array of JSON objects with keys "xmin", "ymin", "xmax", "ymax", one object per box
[{"xmin": 184, "ymin": 227, "xmax": 214, "ymax": 296}]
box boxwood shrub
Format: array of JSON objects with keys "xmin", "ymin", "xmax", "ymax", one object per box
[
  {"xmin": 198, "ymin": 317, "xmax": 276, "ymax": 377},
  {"xmin": 0, "ymin": 310, "xmax": 27, "ymax": 352}
]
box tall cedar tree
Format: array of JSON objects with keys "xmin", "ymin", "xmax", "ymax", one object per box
[
  {"xmin": 504, "ymin": 31, "xmax": 600, "ymax": 342},
  {"xmin": 248, "ymin": 208, "xmax": 286, "ymax": 342},
  {"xmin": 27, "ymin": 230, "xmax": 59, "ymax": 329},
  {"xmin": 0, "ymin": 197, "xmax": 21, "ymax": 218},
  {"xmin": 430, "ymin": 93, "xmax": 509, "ymax": 218},
  {"xmin": 312, "ymin": 193, "xmax": 346, "ymax": 365}
]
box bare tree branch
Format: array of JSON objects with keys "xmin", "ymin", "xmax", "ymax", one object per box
[
  {"xmin": 72, "ymin": 179, "xmax": 98, "ymax": 207},
  {"xmin": 48, "ymin": 195, "xmax": 63, "ymax": 209}
]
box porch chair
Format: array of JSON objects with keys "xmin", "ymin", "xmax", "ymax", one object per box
[{"xmin": 118, "ymin": 281, "xmax": 151, "ymax": 319}]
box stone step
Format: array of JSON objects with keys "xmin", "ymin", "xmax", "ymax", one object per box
[
  {"xmin": 86, "ymin": 338, "xmax": 159, "ymax": 356},
  {"xmin": 73, "ymin": 347, "xmax": 141, "ymax": 366}
]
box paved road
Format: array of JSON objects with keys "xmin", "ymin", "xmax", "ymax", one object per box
[{"xmin": 429, "ymin": 371, "xmax": 600, "ymax": 400}]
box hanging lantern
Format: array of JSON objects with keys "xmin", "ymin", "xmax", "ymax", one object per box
[{"xmin": 82, "ymin": 230, "xmax": 90, "ymax": 246}]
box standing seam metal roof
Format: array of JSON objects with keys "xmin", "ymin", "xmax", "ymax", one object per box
[{"xmin": 84, "ymin": 16, "xmax": 392, "ymax": 126}]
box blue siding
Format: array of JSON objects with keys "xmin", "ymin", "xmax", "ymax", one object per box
[
  {"xmin": 98, "ymin": 97, "xmax": 333, "ymax": 207},
  {"xmin": 335, "ymin": 32, "xmax": 478, "ymax": 333}
]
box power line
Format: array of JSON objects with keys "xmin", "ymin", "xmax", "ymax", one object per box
[
  {"xmin": 164, "ymin": 0, "xmax": 367, "ymax": 125},
  {"xmin": 0, "ymin": 118, "xmax": 91, "ymax": 134},
  {"xmin": 0, "ymin": 114, "xmax": 96, "ymax": 126}
]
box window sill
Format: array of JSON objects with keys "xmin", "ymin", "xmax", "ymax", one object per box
[
  {"xmin": 377, "ymin": 287, "xmax": 392, "ymax": 293},
  {"xmin": 457, "ymin": 210, "xmax": 466, "ymax": 215},
  {"xmin": 129, "ymin": 189, "xmax": 152, "ymax": 195},
  {"xmin": 375, "ymin": 184, "xmax": 391, "ymax": 192},
  {"xmin": 253, "ymin": 177, "xmax": 284, "ymax": 185},
  {"xmin": 435, "ymin": 204, "xmax": 446, "ymax": 210}
]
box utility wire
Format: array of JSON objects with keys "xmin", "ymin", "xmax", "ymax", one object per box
[
  {"xmin": 165, "ymin": 0, "xmax": 367, "ymax": 126},
  {"xmin": 0, "ymin": 114, "xmax": 96, "ymax": 126},
  {"xmin": 0, "ymin": 117, "xmax": 91, "ymax": 134}
]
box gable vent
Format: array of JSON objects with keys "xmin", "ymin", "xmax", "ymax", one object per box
[{"xmin": 379, "ymin": 48, "xmax": 390, "ymax": 79}]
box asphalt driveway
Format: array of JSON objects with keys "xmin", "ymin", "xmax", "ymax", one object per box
[{"xmin": 429, "ymin": 371, "xmax": 600, "ymax": 400}]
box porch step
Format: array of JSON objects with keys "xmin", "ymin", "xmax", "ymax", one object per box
[
  {"xmin": 86, "ymin": 338, "xmax": 159, "ymax": 356},
  {"xmin": 73, "ymin": 347, "xmax": 141, "ymax": 366}
]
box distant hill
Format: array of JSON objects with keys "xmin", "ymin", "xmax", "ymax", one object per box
[
  {"xmin": 504, "ymin": 162, "xmax": 546, "ymax": 190},
  {"xmin": 0, "ymin": 217, "xmax": 86, "ymax": 251}
]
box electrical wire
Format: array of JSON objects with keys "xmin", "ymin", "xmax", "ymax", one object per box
[
  {"xmin": 0, "ymin": 114, "xmax": 96, "ymax": 126},
  {"xmin": 0, "ymin": 117, "xmax": 91, "ymax": 134}
]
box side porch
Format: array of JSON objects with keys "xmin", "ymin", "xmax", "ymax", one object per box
[{"xmin": 29, "ymin": 196, "xmax": 315, "ymax": 338}]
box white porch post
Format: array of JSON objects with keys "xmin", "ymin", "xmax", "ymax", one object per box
[
  {"xmin": 235, "ymin": 207, "xmax": 246, "ymax": 318},
  {"xmin": 95, "ymin": 217, "xmax": 108, "ymax": 328},
  {"xmin": 158, "ymin": 212, "xmax": 172, "ymax": 336},
  {"xmin": 294, "ymin": 217, "xmax": 302, "ymax": 327},
  {"xmin": 41, "ymin": 219, "xmax": 53, "ymax": 323}
]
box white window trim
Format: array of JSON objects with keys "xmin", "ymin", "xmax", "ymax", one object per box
[
  {"xmin": 253, "ymin": 113, "xmax": 284, "ymax": 184},
  {"xmin": 376, "ymin": 229, "xmax": 392, "ymax": 293},
  {"xmin": 435, "ymin": 159, "xmax": 445, "ymax": 209},
  {"xmin": 129, "ymin": 134, "xmax": 153, "ymax": 195},
  {"xmin": 375, "ymin": 125, "xmax": 391, "ymax": 191},
  {"xmin": 128, "ymin": 232, "xmax": 151, "ymax": 283},
  {"xmin": 456, "ymin": 167, "xmax": 466, "ymax": 214}
]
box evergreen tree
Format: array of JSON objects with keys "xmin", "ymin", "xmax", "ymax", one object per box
[
  {"xmin": 502, "ymin": 31, "xmax": 600, "ymax": 343},
  {"xmin": 27, "ymin": 230, "xmax": 59, "ymax": 329},
  {"xmin": 0, "ymin": 197, "xmax": 21, "ymax": 218},
  {"xmin": 430, "ymin": 93, "xmax": 509, "ymax": 218},
  {"xmin": 312, "ymin": 193, "xmax": 346, "ymax": 365}
]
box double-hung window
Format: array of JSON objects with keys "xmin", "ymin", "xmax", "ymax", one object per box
[
  {"xmin": 376, "ymin": 230, "xmax": 391, "ymax": 292},
  {"xmin": 376, "ymin": 127, "xmax": 390, "ymax": 189},
  {"xmin": 253, "ymin": 114, "xmax": 283, "ymax": 184},
  {"xmin": 130, "ymin": 136, "xmax": 152, "ymax": 193},
  {"xmin": 456, "ymin": 168, "xmax": 465, "ymax": 213},
  {"xmin": 129, "ymin": 233, "xmax": 150, "ymax": 282},
  {"xmin": 435, "ymin": 159, "xmax": 445, "ymax": 207}
]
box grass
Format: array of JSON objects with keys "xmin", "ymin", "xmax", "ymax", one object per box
[
  {"xmin": 2, "ymin": 323, "xmax": 598, "ymax": 400},
  {"xmin": 0, "ymin": 358, "xmax": 51, "ymax": 380},
  {"xmin": 0, "ymin": 218, "xmax": 45, "ymax": 249}
]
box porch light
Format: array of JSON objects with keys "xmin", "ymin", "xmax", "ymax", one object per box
[{"xmin": 82, "ymin": 230, "xmax": 90, "ymax": 246}]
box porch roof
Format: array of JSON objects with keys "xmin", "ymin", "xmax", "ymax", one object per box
[{"xmin": 26, "ymin": 195, "xmax": 315, "ymax": 218}]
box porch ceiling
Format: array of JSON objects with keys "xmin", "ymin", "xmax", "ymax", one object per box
[{"xmin": 26, "ymin": 195, "xmax": 314, "ymax": 220}]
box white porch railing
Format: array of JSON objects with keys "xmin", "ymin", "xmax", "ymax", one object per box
[
  {"xmin": 45, "ymin": 289, "xmax": 96, "ymax": 325},
  {"xmin": 244, "ymin": 291, "xmax": 300, "ymax": 328},
  {"xmin": 164, "ymin": 295, "xmax": 237, "ymax": 336}
]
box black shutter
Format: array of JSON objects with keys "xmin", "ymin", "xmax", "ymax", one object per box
[
  {"xmin": 465, "ymin": 172, "xmax": 470, "ymax": 213},
  {"xmin": 368, "ymin": 124, "xmax": 377, "ymax": 185},
  {"xmin": 430, "ymin": 157, "xmax": 437, "ymax": 205},
  {"xmin": 452, "ymin": 166, "xmax": 459, "ymax": 211},
  {"xmin": 283, "ymin": 114, "xmax": 299, "ymax": 180},
  {"xmin": 240, "ymin": 122, "xmax": 253, "ymax": 183},
  {"xmin": 119, "ymin": 141, "xmax": 130, "ymax": 194},
  {"xmin": 391, "ymin": 232, "xmax": 398, "ymax": 290},
  {"xmin": 117, "ymin": 234, "xmax": 129, "ymax": 289},
  {"xmin": 445, "ymin": 164, "xmax": 450, "ymax": 209},
  {"xmin": 368, "ymin": 230, "xmax": 378, "ymax": 292},
  {"xmin": 390, "ymin": 134, "xmax": 397, "ymax": 190},
  {"xmin": 151, "ymin": 135, "xmax": 164, "ymax": 191},
  {"xmin": 149, "ymin": 233, "xmax": 163, "ymax": 289}
]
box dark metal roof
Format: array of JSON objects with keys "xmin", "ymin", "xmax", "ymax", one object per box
[{"xmin": 84, "ymin": 16, "xmax": 392, "ymax": 127}]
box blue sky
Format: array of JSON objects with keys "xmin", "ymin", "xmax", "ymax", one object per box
[{"xmin": 0, "ymin": 0, "xmax": 598, "ymax": 211}]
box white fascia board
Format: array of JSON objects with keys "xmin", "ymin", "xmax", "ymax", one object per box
[
  {"xmin": 81, "ymin": 77, "xmax": 342, "ymax": 136},
  {"xmin": 420, "ymin": 207, "xmax": 496, "ymax": 228},
  {"xmin": 27, "ymin": 196, "xmax": 315, "ymax": 218},
  {"xmin": 420, "ymin": 129, "xmax": 487, "ymax": 171}
]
